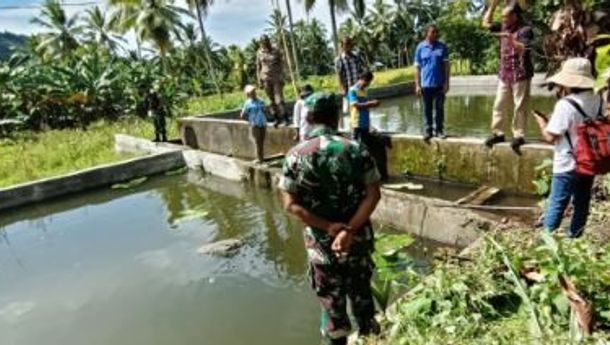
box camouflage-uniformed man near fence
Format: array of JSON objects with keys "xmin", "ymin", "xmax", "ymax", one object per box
[
  {"xmin": 279, "ymin": 92, "xmax": 382, "ymax": 345},
  {"xmin": 257, "ymin": 35, "xmax": 286, "ymax": 126}
]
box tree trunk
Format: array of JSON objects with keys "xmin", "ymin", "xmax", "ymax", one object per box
[
  {"xmin": 195, "ymin": 4, "xmax": 223, "ymax": 97},
  {"xmin": 284, "ymin": 0, "xmax": 301, "ymax": 81},
  {"xmin": 329, "ymin": 0, "xmax": 339, "ymax": 56},
  {"xmin": 274, "ymin": 0, "xmax": 299, "ymax": 96},
  {"xmin": 135, "ymin": 30, "xmax": 142, "ymax": 59}
]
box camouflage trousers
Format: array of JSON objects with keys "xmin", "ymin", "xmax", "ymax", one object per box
[{"xmin": 309, "ymin": 251, "xmax": 377, "ymax": 341}]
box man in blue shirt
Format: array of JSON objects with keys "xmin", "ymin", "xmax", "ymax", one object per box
[{"xmin": 414, "ymin": 25, "xmax": 450, "ymax": 141}]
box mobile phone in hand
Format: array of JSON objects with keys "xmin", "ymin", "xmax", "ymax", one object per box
[{"xmin": 533, "ymin": 110, "xmax": 548, "ymax": 122}]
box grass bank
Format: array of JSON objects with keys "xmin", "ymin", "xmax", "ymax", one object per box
[
  {"xmin": 184, "ymin": 67, "xmax": 416, "ymax": 116},
  {"xmin": 365, "ymin": 199, "xmax": 610, "ymax": 345},
  {"xmin": 0, "ymin": 117, "xmax": 179, "ymax": 188}
]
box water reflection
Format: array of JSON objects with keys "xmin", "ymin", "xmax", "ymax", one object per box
[
  {"xmin": 0, "ymin": 173, "xmax": 320, "ymax": 345},
  {"xmin": 343, "ymin": 94, "xmax": 555, "ymax": 138},
  {"xmin": 0, "ymin": 173, "xmax": 439, "ymax": 345}
]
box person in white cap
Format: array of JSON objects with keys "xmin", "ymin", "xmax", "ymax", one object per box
[
  {"xmin": 240, "ymin": 85, "xmax": 268, "ymax": 164},
  {"xmin": 533, "ymin": 57, "xmax": 606, "ymax": 238}
]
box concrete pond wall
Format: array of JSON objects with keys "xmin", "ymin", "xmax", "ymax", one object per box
[
  {"xmin": 179, "ymin": 75, "xmax": 553, "ymax": 194},
  {"xmin": 0, "ymin": 151, "xmax": 185, "ymax": 212},
  {"xmin": 178, "ymin": 120, "xmax": 553, "ymax": 195}
]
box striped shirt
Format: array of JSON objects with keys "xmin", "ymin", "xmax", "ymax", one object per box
[{"xmin": 335, "ymin": 52, "xmax": 365, "ymax": 91}]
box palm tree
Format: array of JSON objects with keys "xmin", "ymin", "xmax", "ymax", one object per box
[
  {"xmin": 82, "ymin": 6, "xmax": 125, "ymax": 53},
  {"xmin": 227, "ymin": 45, "xmax": 247, "ymax": 89},
  {"xmin": 302, "ymin": 0, "xmax": 349, "ymax": 55},
  {"xmin": 107, "ymin": 0, "xmax": 187, "ymax": 59},
  {"xmin": 267, "ymin": 5, "xmax": 299, "ymax": 94},
  {"xmin": 294, "ymin": 18, "xmax": 333, "ymax": 75},
  {"xmin": 31, "ymin": 0, "xmax": 82, "ymax": 60},
  {"xmin": 135, "ymin": 0, "xmax": 187, "ymax": 58},
  {"xmin": 283, "ymin": 0, "xmax": 301, "ymax": 80},
  {"xmin": 107, "ymin": 0, "xmax": 143, "ymax": 57},
  {"xmin": 184, "ymin": 0, "xmax": 222, "ymax": 96}
]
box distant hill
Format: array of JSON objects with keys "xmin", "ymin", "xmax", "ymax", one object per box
[{"xmin": 0, "ymin": 31, "xmax": 27, "ymax": 61}]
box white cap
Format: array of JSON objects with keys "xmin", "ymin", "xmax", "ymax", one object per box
[{"xmin": 244, "ymin": 84, "xmax": 256, "ymax": 95}]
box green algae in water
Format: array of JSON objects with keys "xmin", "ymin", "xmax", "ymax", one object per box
[{"xmin": 111, "ymin": 176, "xmax": 148, "ymax": 189}]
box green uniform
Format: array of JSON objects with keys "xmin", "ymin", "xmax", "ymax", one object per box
[{"xmin": 279, "ymin": 125, "xmax": 381, "ymax": 342}]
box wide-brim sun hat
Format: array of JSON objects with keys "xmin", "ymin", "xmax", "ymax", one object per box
[
  {"xmin": 244, "ymin": 84, "xmax": 256, "ymax": 95},
  {"xmin": 546, "ymin": 57, "xmax": 596, "ymax": 89}
]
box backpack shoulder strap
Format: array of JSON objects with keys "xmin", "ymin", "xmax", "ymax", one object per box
[
  {"xmin": 564, "ymin": 97, "xmax": 591, "ymax": 120},
  {"xmin": 597, "ymin": 95, "xmax": 604, "ymax": 118},
  {"xmin": 561, "ymin": 97, "xmax": 582, "ymax": 156}
]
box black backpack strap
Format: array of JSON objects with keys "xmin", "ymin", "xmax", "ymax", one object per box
[
  {"xmin": 597, "ymin": 95, "xmax": 604, "ymax": 118},
  {"xmin": 562, "ymin": 97, "xmax": 589, "ymax": 157},
  {"xmin": 564, "ymin": 98, "xmax": 591, "ymax": 120}
]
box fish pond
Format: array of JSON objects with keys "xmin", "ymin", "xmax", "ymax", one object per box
[
  {"xmin": 0, "ymin": 173, "xmax": 439, "ymax": 345},
  {"xmin": 344, "ymin": 94, "xmax": 556, "ymax": 138}
]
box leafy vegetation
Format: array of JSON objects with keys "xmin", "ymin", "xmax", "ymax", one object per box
[
  {"xmin": 533, "ymin": 158, "xmax": 554, "ymax": 197},
  {"xmin": 184, "ymin": 67, "xmax": 416, "ymax": 115},
  {"xmin": 371, "ymin": 232, "xmax": 419, "ymax": 312},
  {"xmin": 368, "ymin": 229, "xmax": 610, "ymax": 345},
  {"xmin": 0, "ymin": 117, "xmax": 178, "ymax": 188}
]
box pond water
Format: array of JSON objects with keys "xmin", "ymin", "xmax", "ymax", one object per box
[
  {"xmin": 0, "ymin": 173, "xmax": 435, "ymax": 345},
  {"xmin": 343, "ymin": 94, "xmax": 556, "ymax": 138}
]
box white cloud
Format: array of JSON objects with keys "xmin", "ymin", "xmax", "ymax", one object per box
[{"xmin": 0, "ymin": 0, "xmax": 364, "ymax": 47}]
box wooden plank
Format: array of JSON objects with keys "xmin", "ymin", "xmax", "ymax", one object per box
[{"xmin": 456, "ymin": 186, "xmax": 501, "ymax": 206}]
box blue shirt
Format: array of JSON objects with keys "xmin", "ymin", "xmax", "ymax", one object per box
[
  {"xmin": 414, "ymin": 40, "xmax": 449, "ymax": 88},
  {"xmin": 241, "ymin": 98, "xmax": 267, "ymax": 127},
  {"xmin": 348, "ymin": 83, "xmax": 369, "ymax": 129}
]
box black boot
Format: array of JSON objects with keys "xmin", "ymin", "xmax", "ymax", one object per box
[
  {"xmin": 484, "ymin": 134, "xmax": 505, "ymax": 148},
  {"xmin": 511, "ymin": 137, "xmax": 525, "ymax": 155},
  {"xmin": 359, "ymin": 318, "xmax": 381, "ymax": 337}
]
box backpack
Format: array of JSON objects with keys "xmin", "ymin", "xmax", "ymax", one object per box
[{"xmin": 564, "ymin": 96, "xmax": 610, "ymax": 176}]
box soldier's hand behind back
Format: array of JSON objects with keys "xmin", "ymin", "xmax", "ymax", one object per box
[
  {"xmin": 327, "ymin": 223, "xmax": 348, "ymax": 237},
  {"xmin": 332, "ymin": 230, "xmax": 353, "ymax": 255}
]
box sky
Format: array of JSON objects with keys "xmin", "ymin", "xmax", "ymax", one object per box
[{"xmin": 0, "ymin": 0, "xmax": 356, "ymax": 47}]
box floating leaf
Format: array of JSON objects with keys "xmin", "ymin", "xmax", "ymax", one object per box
[
  {"xmin": 111, "ymin": 177, "xmax": 148, "ymax": 190},
  {"xmin": 376, "ymin": 233, "xmax": 415, "ymax": 254},
  {"xmin": 165, "ymin": 166, "xmax": 188, "ymax": 176}
]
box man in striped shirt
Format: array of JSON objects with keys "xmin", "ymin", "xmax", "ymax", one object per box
[{"xmin": 335, "ymin": 37, "xmax": 367, "ymax": 128}]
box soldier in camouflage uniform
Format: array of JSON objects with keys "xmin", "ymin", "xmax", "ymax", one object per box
[{"xmin": 279, "ymin": 92, "xmax": 382, "ymax": 345}]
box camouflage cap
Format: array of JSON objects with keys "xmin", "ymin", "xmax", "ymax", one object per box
[{"xmin": 304, "ymin": 92, "xmax": 338, "ymax": 116}]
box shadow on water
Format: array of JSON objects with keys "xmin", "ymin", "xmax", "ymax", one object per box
[{"xmin": 0, "ymin": 172, "xmax": 444, "ymax": 345}]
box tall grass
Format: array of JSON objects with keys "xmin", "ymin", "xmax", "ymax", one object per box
[{"xmin": 0, "ymin": 117, "xmax": 179, "ymax": 188}]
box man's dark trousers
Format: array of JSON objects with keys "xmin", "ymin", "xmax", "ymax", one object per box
[{"xmin": 422, "ymin": 86, "xmax": 445, "ymax": 136}]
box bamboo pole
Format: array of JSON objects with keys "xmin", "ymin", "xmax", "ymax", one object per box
[{"xmin": 273, "ymin": 0, "xmax": 299, "ymax": 96}]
